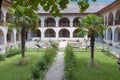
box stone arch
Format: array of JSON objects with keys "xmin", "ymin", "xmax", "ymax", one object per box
[
  {"xmin": 7, "ymin": 30, "xmax": 14, "ymax": 43},
  {"xmin": 73, "ymin": 17, "xmax": 80, "ymax": 27},
  {"xmin": 115, "ymin": 9, "xmax": 120, "ymax": 25},
  {"xmin": 114, "ymin": 27, "xmax": 120, "ymax": 42},
  {"xmin": 108, "ymin": 12, "xmax": 113, "ymax": 26},
  {"xmin": 44, "ymin": 17, "xmax": 55, "ymax": 27},
  {"xmin": 44, "ymin": 29, "xmax": 56, "ymax": 37},
  {"xmin": 107, "ymin": 28, "xmax": 112, "ymax": 40},
  {"xmin": 32, "ymin": 29, "xmax": 41, "ymax": 37},
  {"xmin": 59, "ymin": 29, "xmax": 70, "ymax": 37},
  {"xmin": 0, "ymin": 29, "xmax": 4, "ymax": 45},
  {"xmin": 59, "ymin": 17, "xmax": 70, "ymax": 27},
  {"xmin": 73, "ymin": 29, "xmax": 84, "ymax": 37}
]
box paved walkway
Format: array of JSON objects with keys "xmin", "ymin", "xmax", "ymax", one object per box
[{"xmin": 45, "ymin": 52, "xmax": 65, "ymax": 80}]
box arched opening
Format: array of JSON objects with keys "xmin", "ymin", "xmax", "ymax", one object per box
[
  {"xmin": 45, "ymin": 29, "xmax": 55, "ymax": 37},
  {"xmin": 59, "ymin": 18, "xmax": 70, "ymax": 27},
  {"xmin": 7, "ymin": 30, "xmax": 14, "ymax": 43},
  {"xmin": 32, "ymin": 29, "xmax": 41, "ymax": 37},
  {"xmin": 107, "ymin": 28, "xmax": 112, "ymax": 40},
  {"xmin": 73, "ymin": 17, "xmax": 80, "ymax": 27},
  {"xmin": 16, "ymin": 31, "xmax": 21, "ymax": 41},
  {"xmin": 114, "ymin": 27, "xmax": 120, "ymax": 42},
  {"xmin": 108, "ymin": 13, "xmax": 113, "ymax": 26},
  {"xmin": 73, "ymin": 29, "xmax": 84, "ymax": 37},
  {"xmin": 115, "ymin": 9, "xmax": 120, "ymax": 25},
  {"xmin": 44, "ymin": 17, "xmax": 55, "ymax": 27},
  {"xmin": 0, "ymin": 29, "xmax": 4, "ymax": 45},
  {"xmin": 59, "ymin": 29, "xmax": 70, "ymax": 37},
  {"xmin": 39, "ymin": 19, "xmax": 41, "ymax": 27}
]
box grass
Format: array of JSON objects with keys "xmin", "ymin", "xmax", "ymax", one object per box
[
  {"xmin": 74, "ymin": 50, "xmax": 120, "ymax": 80},
  {"xmin": 0, "ymin": 51, "xmax": 45, "ymax": 80}
]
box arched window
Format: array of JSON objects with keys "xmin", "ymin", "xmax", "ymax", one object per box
[
  {"xmin": 59, "ymin": 18, "xmax": 70, "ymax": 27},
  {"xmin": 45, "ymin": 29, "xmax": 56, "ymax": 37},
  {"xmin": 73, "ymin": 17, "xmax": 80, "ymax": 27},
  {"xmin": 44, "ymin": 18, "xmax": 55, "ymax": 27},
  {"xmin": 59, "ymin": 29, "xmax": 70, "ymax": 37}
]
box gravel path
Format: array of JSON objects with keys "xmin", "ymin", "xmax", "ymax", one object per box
[{"xmin": 45, "ymin": 52, "xmax": 65, "ymax": 80}]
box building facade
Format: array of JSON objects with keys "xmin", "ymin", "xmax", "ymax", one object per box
[{"xmin": 0, "ymin": 0, "xmax": 120, "ymax": 52}]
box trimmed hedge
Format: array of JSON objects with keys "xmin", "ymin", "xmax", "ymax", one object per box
[
  {"xmin": 32, "ymin": 43, "xmax": 57, "ymax": 80},
  {"xmin": 64, "ymin": 45, "xmax": 76, "ymax": 80}
]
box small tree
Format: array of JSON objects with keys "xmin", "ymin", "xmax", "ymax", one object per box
[
  {"xmin": 7, "ymin": 5, "xmax": 39, "ymax": 64},
  {"xmin": 78, "ymin": 14, "xmax": 106, "ymax": 66}
]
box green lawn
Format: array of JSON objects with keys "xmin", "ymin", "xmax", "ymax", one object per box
[
  {"xmin": 74, "ymin": 51, "xmax": 120, "ymax": 80},
  {"xmin": 0, "ymin": 51, "xmax": 45, "ymax": 80}
]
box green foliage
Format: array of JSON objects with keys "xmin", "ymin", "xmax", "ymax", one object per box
[
  {"xmin": 10, "ymin": 0, "xmax": 97, "ymax": 17},
  {"xmin": 78, "ymin": 14, "xmax": 106, "ymax": 38},
  {"xmin": 0, "ymin": 54, "xmax": 5, "ymax": 61},
  {"xmin": 51, "ymin": 43, "xmax": 58, "ymax": 52},
  {"xmin": 5, "ymin": 47, "xmax": 21, "ymax": 57},
  {"xmin": 64, "ymin": 45, "xmax": 76, "ymax": 80},
  {"xmin": 32, "ymin": 45, "xmax": 57, "ymax": 80},
  {"xmin": 74, "ymin": 51, "xmax": 120, "ymax": 80},
  {"xmin": 0, "ymin": 52, "xmax": 45, "ymax": 80}
]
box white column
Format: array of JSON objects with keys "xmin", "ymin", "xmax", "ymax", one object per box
[
  {"xmin": 41, "ymin": 17, "xmax": 45, "ymax": 27},
  {"xmin": 112, "ymin": 28, "xmax": 115, "ymax": 44},
  {"xmin": 106, "ymin": 14, "xmax": 109, "ymax": 26},
  {"xmin": 55, "ymin": 17, "xmax": 59, "ymax": 27},
  {"xmin": 113, "ymin": 10, "xmax": 116, "ymax": 26},
  {"xmin": 13, "ymin": 29, "xmax": 16, "ymax": 44},
  {"xmin": 4, "ymin": 28, "xmax": 8, "ymax": 45},
  {"xmin": 70, "ymin": 17, "xmax": 74, "ymax": 27},
  {"xmin": 41, "ymin": 29, "xmax": 45, "ymax": 41},
  {"xmin": 70, "ymin": 29, "xmax": 73, "ymax": 38},
  {"xmin": 56, "ymin": 29, "xmax": 59, "ymax": 39}
]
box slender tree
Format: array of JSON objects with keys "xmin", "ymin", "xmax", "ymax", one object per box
[
  {"xmin": 7, "ymin": 5, "xmax": 39, "ymax": 61},
  {"xmin": 78, "ymin": 14, "xmax": 106, "ymax": 66}
]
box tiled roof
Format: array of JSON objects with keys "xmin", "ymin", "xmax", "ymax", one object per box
[{"xmin": 37, "ymin": 3, "xmax": 109, "ymax": 14}]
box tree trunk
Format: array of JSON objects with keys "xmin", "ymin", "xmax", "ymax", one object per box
[
  {"xmin": 21, "ymin": 27, "xmax": 26, "ymax": 58},
  {"xmin": 90, "ymin": 34, "xmax": 95, "ymax": 65}
]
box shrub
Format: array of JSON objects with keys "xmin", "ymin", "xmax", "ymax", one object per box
[
  {"xmin": 5, "ymin": 47, "xmax": 21, "ymax": 57},
  {"xmin": 0, "ymin": 54, "xmax": 5, "ymax": 61},
  {"xmin": 51, "ymin": 43, "xmax": 58, "ymax": 52},
  {"xmin": 32, "ymin": 44, "xmax": 57, "ymax": 80},
  {"xmin": 64, "ymin": 45, "xmax": 76, "ymax": 80}
]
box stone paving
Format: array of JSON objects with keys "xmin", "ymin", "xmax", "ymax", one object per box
[
  {"xmin": 45, "ymin": 52, "xmax": 65, "ymax": 80},
  {"xmin": 45, "ymin": 41, "xmax": 67, "ymax": 80}
]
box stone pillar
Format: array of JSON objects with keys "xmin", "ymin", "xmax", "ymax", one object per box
[
  {"xmin": 41, "ymin": 29, "xmax": 45, "ymax": 41},
  {"xmin": 13, "ymin": 29, "xmax": 16, "ymax": 44},
  {"xmin": 112, "ymin": 28, "xmax": 115, "ymax": 44},
  {"xmin": 70, "ymin": 17, "xmax": 74, "ymax": 27},
  {"xmin": 113, "ymin": 10, "xmax": 116, "ymax": 26},
  {"xmin": 106, "ymin": 14, "xmax": 109, "ymax": 26},
  {"xmin": 4, "ymin": 27, "xmax": 8, "ymax": 45},
  {"xmin": 70, "ymin": 29, "xmax": 73, "ymax": 38},
  {"xmin": 55, "ymin": 17, "xmax": 59, "ymax": 27},
  {"xmin": 41, "ymin": 17, "xmax": 45, "ymax": 27}
]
